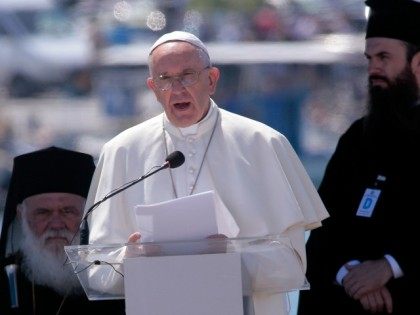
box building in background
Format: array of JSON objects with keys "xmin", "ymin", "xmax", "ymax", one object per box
[{"xmin": 0, "ymin": 0, "xmax": 93, "ymax": 97}]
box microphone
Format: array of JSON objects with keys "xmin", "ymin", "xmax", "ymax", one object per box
[
  {"xmin": 165, "ymin": 150, "xmax": 185, "ymax": 169},
  {"xmin": 79, "ymin": 151, "xmax": 185, "ymax": 244}
]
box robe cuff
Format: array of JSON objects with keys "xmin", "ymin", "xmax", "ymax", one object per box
[
  {"xmin": 335, "ymin": 260, "xmax": 360, "ymax": 285},
  {"xmin": 384, "ymin": 254, "xmax": 403, "ymax": 278}
]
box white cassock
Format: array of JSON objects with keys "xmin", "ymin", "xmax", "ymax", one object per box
[{"xmin": 86, "ymin": 100, "xmax": 329, "ymax": 315}]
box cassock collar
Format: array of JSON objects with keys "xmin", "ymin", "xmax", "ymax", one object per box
[{"xmin": 163, "ymin": 100, "xmax": 219, "ymax": 139}]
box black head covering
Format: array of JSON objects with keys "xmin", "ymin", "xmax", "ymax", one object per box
[
  {"xmin": 365, "ymin": 0, "xmax": 420, "ymax": 46},
  {"xmin": 0, "ymin": 146, "xmax": 95, "ymax": 259}
]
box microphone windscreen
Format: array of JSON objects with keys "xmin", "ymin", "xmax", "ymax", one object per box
[{"xmin": 166, "ymin": 151, "xmax": 185, "ymax": 168}]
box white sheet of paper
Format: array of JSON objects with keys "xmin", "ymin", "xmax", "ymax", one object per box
[{"xmin": 134, "ymin": 190, "xmax": 239, "ymax": 242}]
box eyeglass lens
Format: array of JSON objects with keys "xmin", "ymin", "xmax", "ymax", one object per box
[{"xmin": 155, "ymin": 67, "xmax": 209, "ymax": 91}]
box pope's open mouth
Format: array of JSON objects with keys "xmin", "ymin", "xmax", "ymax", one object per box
[{"xmin": 174, "ymin": 102, "xmax": 190, "ymax": 110}]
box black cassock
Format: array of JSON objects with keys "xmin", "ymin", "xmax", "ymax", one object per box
[
  {"xmin": 298, "ymin": 114, "xmax": 420, "ymax": 315},
  {"xmin": 0, "ymin": 252, "xmax": 125, "ymax": 315}
]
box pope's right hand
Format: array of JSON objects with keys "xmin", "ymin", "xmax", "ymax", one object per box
[{"xmin": 126, "ymin": 232, "xmax": 161, "ymax": 257}]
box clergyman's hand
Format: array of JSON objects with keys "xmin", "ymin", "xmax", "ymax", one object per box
[
  {"xmin": 127, "ymin": 232, "xmax": 161, "ymax": 256},
  {"xmin": 343, "ymin": 258, "xmax": 393, "ymax": 300},
  {"xmin": 125, "ymin": 232, "xmax": 142, "ymax": 258},
  {"xmin": 358, "ymin": 286, "xmax": 393, "ymax": 314},
  {"xmin": 128, "ymin": 232, "xmax": 141, "ymax": 243}
]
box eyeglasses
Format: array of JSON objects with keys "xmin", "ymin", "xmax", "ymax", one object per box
[{"xmin": 153, "ymin": 66, "xmax": 210, "ymax": 91}]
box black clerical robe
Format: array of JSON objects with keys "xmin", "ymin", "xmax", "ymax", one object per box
[
  {"xmin": 0, "ymin": 252, "xmax": 125, "ymax": 315},
  {"xmin": 298, "ymin": 114, "xmax": 420, "ymax": 315}
]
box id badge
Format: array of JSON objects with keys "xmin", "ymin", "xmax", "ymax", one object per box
[{"xmin": 356, "ymin": 188, "xmax": 381, "ymax": 217}]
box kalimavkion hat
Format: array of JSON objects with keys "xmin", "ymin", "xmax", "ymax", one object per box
[
  {"xmin": 149, "ymin": 31, "xmax": 209, "ymax": 56},
  {"xmin": 0, "ymin": 146, "xmax": 95, "ymax": 259},
  {"xmin": 365, "ymin": 0, "xmax": 420, "ymax": 46}
]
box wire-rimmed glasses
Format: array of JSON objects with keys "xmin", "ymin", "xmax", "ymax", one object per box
[{"xmin": 153, "ymin": 66, "xmax": 210, "ymax": 91}]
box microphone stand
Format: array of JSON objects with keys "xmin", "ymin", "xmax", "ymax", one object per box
[{"xmin": 79, "ymin": 162, "xmax": 169, "ymax": 244}]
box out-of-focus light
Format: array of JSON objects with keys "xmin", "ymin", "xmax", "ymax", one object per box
[
  {"xmin": 147, "ymin": 11, "xmax": 166, "ymax": 31},
  {"xmin": 183, "ymin": 10, "xmax": 202, "ymax": 33},
  {"xmin": 114, "ymin": 1, "xmax": 132, "ymax": 22},
  {"xmin": 365, "ymin": 7, "xmax": 370, "ymax": 20}
]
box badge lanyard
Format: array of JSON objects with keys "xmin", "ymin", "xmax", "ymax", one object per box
[{"xmin": 356, "ymin": 174, "xmax": 386, "ymax": 217}]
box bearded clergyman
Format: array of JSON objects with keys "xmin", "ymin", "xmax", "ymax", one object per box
[{"xmin": 0, "ymin": 146, "xmax": 124, "ymax": 315}]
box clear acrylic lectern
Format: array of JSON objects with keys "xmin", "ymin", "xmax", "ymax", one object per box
[{"xmin": 65, "ymin": 235, "xmax": 308, "ymax": 315}]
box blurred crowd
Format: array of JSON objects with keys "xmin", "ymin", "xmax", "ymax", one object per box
[
  {"xmin": 199, "ymin": 1, "xmax": 364, "ymax": 43},
  {"xmin": 0, "ymin": 0, "xmax": 368, "ymax": 212},
  {"xmin": 75, "ymin": 0, "xmax": 365, "ymax": 47}
]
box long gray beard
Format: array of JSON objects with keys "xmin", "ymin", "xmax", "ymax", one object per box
[{"xmin": 20, "ymin": 219, "xmax": 83, "ymax": 296}]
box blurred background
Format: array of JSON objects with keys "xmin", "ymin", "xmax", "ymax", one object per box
[{"xmin": 0, "ymin": 0, "xmax": 369, "ymax": 311}]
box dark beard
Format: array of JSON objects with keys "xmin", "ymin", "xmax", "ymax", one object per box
[{"xmin": 365, "ymin": 65, "xmax": 419, "ymax": 138}]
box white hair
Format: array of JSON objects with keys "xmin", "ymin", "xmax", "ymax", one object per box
[{"xmin": 19, "ymin": 204, "xmax": 83, "ymax": 296}]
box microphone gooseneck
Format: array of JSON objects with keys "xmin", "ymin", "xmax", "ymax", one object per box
[{"xmin": 78, "ymin": 151, "xmax": 185, "ymax": 245}]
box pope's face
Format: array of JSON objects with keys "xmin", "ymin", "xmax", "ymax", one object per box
[
  {"xmin": 18, "ymin": 193, "xmax": 85, "ymax": 254},
  {"xmin": 147, "ymin": 42, "xmax": 220, "ymax": 127},
  {"xmin": 365, "ymin": 37, "xmax": 410, "ymax": 89}
]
